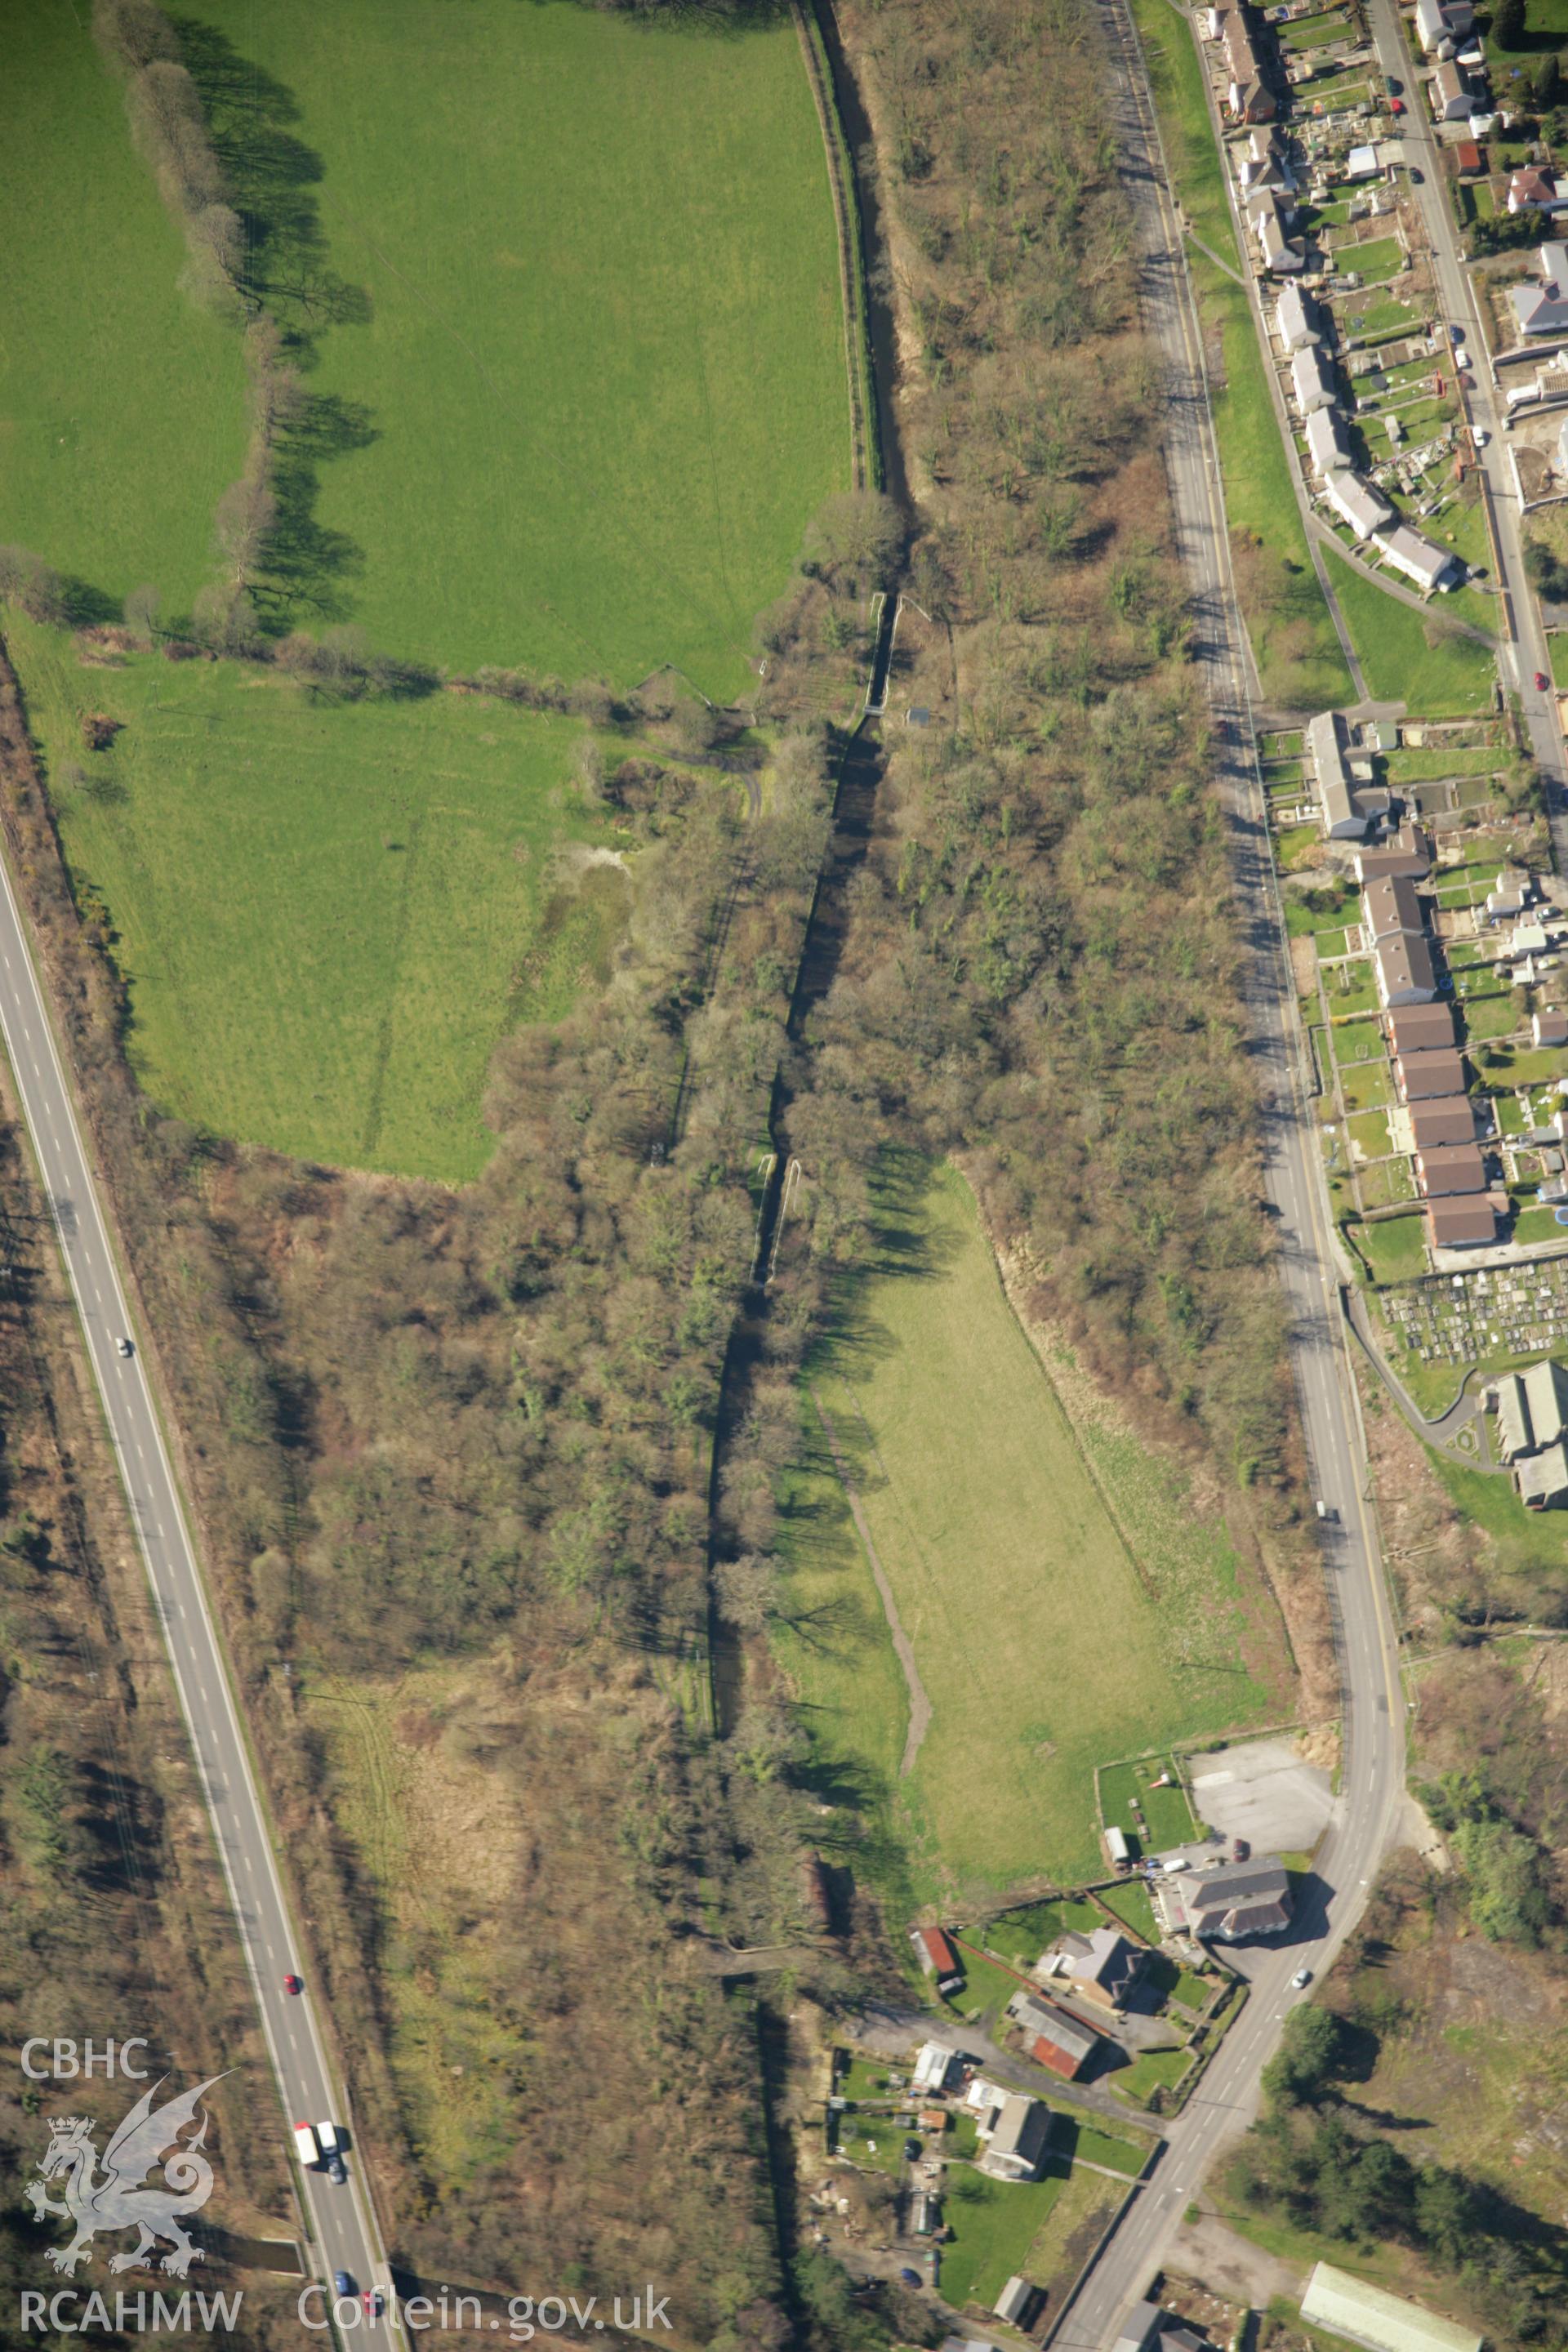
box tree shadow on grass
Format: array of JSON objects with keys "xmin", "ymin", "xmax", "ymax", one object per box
[
  {"xmin": 519, "ymin": 0, "xmax": 793, "ymax": 32},
  {"xmin": 170, "ymin": 16, "xmax": 374, "ymax": 634}
]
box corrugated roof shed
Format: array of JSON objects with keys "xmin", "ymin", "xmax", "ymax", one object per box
[{"xmin": 1300, "ymin": 2261, "xmax": 1481, "ymax": 2352}]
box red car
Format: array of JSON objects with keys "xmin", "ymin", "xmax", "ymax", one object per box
[
  {"xmin": 1390, "ymin": 96, "xmax": 1405, "ymax": 113},
  {"xmin": 283, "ymin": 1973, "xmax": 302, "ymax": 1995},
  {"xmin": 1535, "ymin": 672, "xmax": 1552, "ymax": 692},
  {"xmin": 363, "ymin": 2290, "xmax": 385, "ymax": 2319}
]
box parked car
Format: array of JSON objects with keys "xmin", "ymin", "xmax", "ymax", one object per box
[
  {"xmin": 1535, "ymin": 671, "xmax": 1552, "ymax": 692},
  {"xmin": 1390, "ymin": 96, "xmax": 1405, "ymax": 113},
  {"xmin": 903, "ymin": 2137, "xmax": 922, "ymax": 2160},
  {"xmin": 1232, "ymin": 1838, "xmax": 1250, "ymax": 1862},
  {"xmin": 899, "ymin": 2269, "xmax": 922, "ymax": 2288}
]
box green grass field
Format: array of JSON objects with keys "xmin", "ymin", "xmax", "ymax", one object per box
[
  {"xmin": 0, "ymin": 1, "xmax": 249, "ymax": 614},
  {"xmin": 1432, "ymin": 1449, "xmax": 1568, "ymax": 1579},
  {"xmin": 7, "ymin": 615, "xmax": 617, "ymax": 1181},
  {"xmin": 776, "ymin": 1161, "xmax": 1275, "ymax": 1907},
  {"xmin": 1352, "ymin": 1212, "xmax": 1428, "ymax": 1286},
  {"xmin": 1128, "ymin": 0, "xmax": 1352, "ymax": 709},
  {"xmin": 939, "ymin": 2173, "xmax": 1062, "ymax": 2310},
  {"xmin": 1323, "ymin": 546, "xmax": 1497, "ymax": 715},
  {"xmin": 180, "ymin": 0, "xmax": 848, "ymax": 697}
]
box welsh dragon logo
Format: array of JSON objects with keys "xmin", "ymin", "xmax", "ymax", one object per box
[{"xmin": 24, "ymin": 2075, "xmax": 225, "ymax": 2278}]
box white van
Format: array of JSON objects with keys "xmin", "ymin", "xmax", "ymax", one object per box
[
  {"xmin": 316, "ymin": 2121, "xmax": 340, "ymax": 2156},
  {"xmin": 293, "ymin": 2123, "xmax": 322, "ymax": 2168}
]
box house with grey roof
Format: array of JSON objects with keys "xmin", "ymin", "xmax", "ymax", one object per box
[
  {"xmin": 1308, "ymin": 710, "xmax": 1361, "ymax": 838},
  {"xmin": 1163, "ymin": 1855, "xmax": 1293, "ymax": 1941},
  {"xmin": 1324, "ymin": 469, "xmax": 1392, "ymax": 540},
  {"xmin": 976, "ymin": 2091, "xmax": 1053, "ymax": 2181},
  {"xmin": 1510, "ymin": 241, "xmax": 1568, "ymax": 336}
]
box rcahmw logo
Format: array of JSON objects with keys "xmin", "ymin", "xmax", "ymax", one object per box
[{"xmin": 18, "ymin": 2045, "xmax": 243, "ymax": 2333}]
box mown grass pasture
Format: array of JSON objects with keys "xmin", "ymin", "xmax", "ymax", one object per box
[
  {"xmin": 0, "ymin": 1, "xmax": 248, "ymax": 614},
  {"xmin": 7, "ymin": 617, "xmax": 617, "ymax": 1183},
  {"xmin": 181, "ymin": 0, "xmax": 849, "ymax": 695},
  {"xmin": 776, "ymin": 1163, "xmax": 1276, "ymax": 1905}
]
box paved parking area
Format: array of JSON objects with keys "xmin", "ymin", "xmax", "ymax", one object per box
[{"xmin": 1186, "ymin": 1736, "xmax": 1334, "ymax": 1855}]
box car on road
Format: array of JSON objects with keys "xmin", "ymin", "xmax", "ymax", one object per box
[
  {"xmin": 1410, "ymin": 165, "xmax": 1423, "ymax": 180},
  {"xmin": 116, "ymin": 1336, "xmax": 135, "ymax": 1357},
  {"xmin": 1450, "ymin": 323, "xmax": 1465, "ymax": 343},
  {"xmin": 1473, "ymin": 427, "xmax": 1490, "ymax": 448},
  {"xmin": 334, "ymin": 2271, "xmax": 355, "ymax": 2298},
  {"xmin": 327, "ymin": 2154, "xmax": 347, "ymax": 2184},
  {"xmin": 1535, "ymin": 671, "xmax": 1552, "ymax": 691},
  {"xmin": 283, "ymin": 1973, "xmax": 302, "ymax": 1994},
  {"xmin": 1390, "ymin": 95, "xmax": 1405, "ymax": 113},
  {"xmin": 363, "ymin": 2290, "xmax": 385, "ymax": 2319},
  {"xmin": 1388, "ymin": 74, "xmax": 1401, "ymax": 91},
  {"xmin": 1291, "ymin": 1967, "xmax": 1313, "ymax": 1989}
]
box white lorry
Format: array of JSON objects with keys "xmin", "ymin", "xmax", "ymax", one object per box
[{"xmin": 293, "ymin": 2123, "xmax": 322, "ymax": 2168}]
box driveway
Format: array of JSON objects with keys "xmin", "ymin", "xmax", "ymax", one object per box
[{"xmin": 1187, "ymin": 1737, "xmax": 1334, "ymax": 1855}]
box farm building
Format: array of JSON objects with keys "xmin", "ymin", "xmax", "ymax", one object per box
[
  {"xmin": 1299, "ymin": 2260, "xmax": 1481, "ymax": 2352},
  {"xmin": 993, "ymin": 2278, "xmax": 1039, "ymax": 2329},
  {"xmin": 910, "ymin": 1926, "xmax": 964, "ymax": 1993},
  {"xmin": 1004, "ymin": 1989, "xmax": 1101, "ymax": 2079}
]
